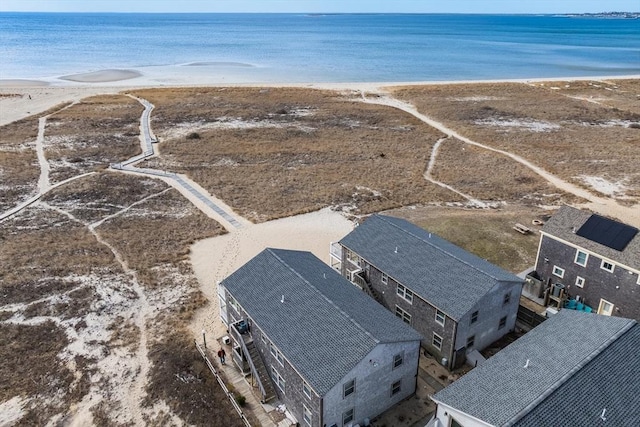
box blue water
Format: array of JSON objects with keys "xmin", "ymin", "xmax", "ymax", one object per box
[{"xmin": 1, "ymin": 13, "xmax": 639, "ymax": 82}]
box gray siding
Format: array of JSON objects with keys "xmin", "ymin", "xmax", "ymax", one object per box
[
  {"xmin": 322, "ymin": 341, "xmax": 420, "ymax": 427},
  {"xmin": 455, "ymin": 282, "xmax": 522, "ymax": 353},
  {"xmin": 535, "ymin": 235, "xmax": 640, "ymax": 320},
  {"xmin": 225, "ymin": 292, "xmax": 323, "ymax": 425},
  {"xmin": 341, "ymin": 248, "xmax": 522, "ymax": 368}
]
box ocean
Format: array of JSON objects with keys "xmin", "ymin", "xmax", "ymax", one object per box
[{"xmin": 1, "ymin": 13, "xmax": 639, "ymax": 83}]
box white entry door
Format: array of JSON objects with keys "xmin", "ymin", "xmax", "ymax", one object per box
[{"xmin": 597, "ymin": 299, "xmax": 614, "ymax": 316}]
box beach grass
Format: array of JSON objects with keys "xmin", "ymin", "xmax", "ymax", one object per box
[{"xmin": 391, "ymin": 81, "xmax": 640, "ymax": 204}]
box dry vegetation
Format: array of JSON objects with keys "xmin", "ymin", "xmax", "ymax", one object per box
[
  {"xmin": 0, "ymin": 117, "xmax": 39, "ymax": 212},
  {"xmin": 391, "ymin": 81, "xmax": 640, "ymax": 204},
  {"xmin": 44, "ymin": 95, "xmax": 142, "ymax": 183},
  {"xmin": 386, "ymin": 204, "xmax": 547, "ymax": 273},
  {"xmin": 1, "ymin": 170, "xmax": 234, "ymax": 425},
  {"xmin": 133, "ymin": 87, "xmax": 457, "ymax": 222},
  {"xmin": 431, "ymin": 137, "xmax": 577, "ymax": 205}
]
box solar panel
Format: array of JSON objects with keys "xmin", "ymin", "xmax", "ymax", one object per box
[{"xmin": 576, "ymin": 214, "xmax": 638, "ymax": 251}]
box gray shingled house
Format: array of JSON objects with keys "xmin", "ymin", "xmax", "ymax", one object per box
[
  {"xmin": 429, "ymin": 309, "xmax": 640, "ymax": 427},
  {"xmin": 331, "ymin": 214, "xmax": 523, "ymax": 369},
  {"xmin": 528, "ymin": 205, "xmax": 640, "ymax": 319},
  {"xmin": 219, "ymin": 248, "xmax": 422, "ymax": 427}
]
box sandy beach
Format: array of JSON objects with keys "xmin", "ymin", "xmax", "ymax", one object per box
[{"xmin": 2, "ymin": 68, "xmax": 639, "ymax": 426}]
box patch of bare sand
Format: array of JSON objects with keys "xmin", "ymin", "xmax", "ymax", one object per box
[{"xmin": 189, "ymin": 207, "xmax": 354, "ymax": 340}]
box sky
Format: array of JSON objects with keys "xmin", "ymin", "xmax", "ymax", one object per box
[{"xmin": 0, "ymin": 0, "xmax": 638, "ymax": 14}]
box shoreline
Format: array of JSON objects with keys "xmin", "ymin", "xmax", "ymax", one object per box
[{"xmin": 1, "ymin": 70, "xmax": 638, "ymax": 127}]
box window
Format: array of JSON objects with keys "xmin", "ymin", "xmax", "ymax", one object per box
[
  {"xmin": 303, "ymin": 404, "xmax": 312, "ymax": 426},
  {"xmin": 432, "ymin": 333, "xmax": 443, "ymax": 350},
  {"xmin": 393, "ymin": 353, "xmax": 404, "ymax": 369},
  {"xmin": 390, "ymin": 380, "xmax": 402, "ymax": 396},
  {"xmin": 637, "ymin": 274, "xmax": 640, "ymax": 285},
  {"xmin": 395, "ymin": 306, "xmax": 411, "ymax": 325},
  {"xmin": 343, "ymin": 408, "xmax": 354, "ymax": 425},
  {"xmin": 499, "ymin": 316, "xmax": 507, "ymax": 330},
  {"xmin": 435, "ymin": 309, "xmax": 446, "ymax": 326},
  {"xmin": 466, "ymin": 335, "xmax": 475, "ymax": 349},
  {"xmin": 552, "ymin": 266, "xmax": 565, "ymax": 278},
  {"xmin": 270, "ymin": 344, "xmax": 284, "ymax": 366},
  {"xmin": 343, "ymin": 379, "xmax": 355, "ymax": 398},
  {"xmin": 261, "ymin": 332, "xmax": 266, "ymax": 345},
  {"xmin": 381, "ymin": 272, "xmax": 388, "ymax": 285},
  {"xmin": 303, "ymin": 382, "xmax": 312, "ymax": 399},
  {"xmin": 600, "ymin": 260, "xmax": 615, "ymax": 273},
  {"xmin": 575, "ymin": 276, "xmax": 585, "ymax": 288},
  {"xmin": 597, "ymin": 299, "xmax": 614, "ymax": 316},
  {"xmin": 470, "ymin": 310, "xmax": 479, "ymax": 324},
  {"xmin": 503, "ymin": 292, "xmax": 511, "ymax": 306},
  {"xmin": 574, "ymin": 250, "xmax": 588, "ymax": 267},
  {"xmin": 347, "ymin": 250, "xmax": 360, "ymax": 266},
  {"xmin": 271, "ymin": 367, "xmax": 285, "ymax": 393},
  {"xmin": 397, "ymin": 284, "xmax": 414, "ymax": 303}
]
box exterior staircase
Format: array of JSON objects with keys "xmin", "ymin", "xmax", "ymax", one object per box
[
  {"xmin": 354, "ymin": 272, "xmax": 383, "ymax": 304},
  {"xmin": 244, "ymin": 340, "xmax": 277, "ymax": 403}
]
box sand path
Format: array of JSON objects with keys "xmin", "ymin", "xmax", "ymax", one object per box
[{"xmin": 359, "ymin": 91, "xmax": 640, "ymax": 228}]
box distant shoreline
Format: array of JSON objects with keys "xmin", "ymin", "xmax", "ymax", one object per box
[{"xmin": 1, "ymin": 67, "xmax": 639, "ymax": 88}]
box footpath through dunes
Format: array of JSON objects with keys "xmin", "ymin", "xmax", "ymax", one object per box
[{"xmin": 358, "ymin": 88, "xmax": 640, "ymax": 228}]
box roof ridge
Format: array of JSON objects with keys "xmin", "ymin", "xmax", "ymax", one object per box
[
  {"xmin": 266, "ymin": 248, "xmax": 380, "ymax": 345},
  {"xmin": 376, "ymin": 214, "xmax": 514, "ymax": 283},
  {"xmin": 504, "ymin": 318, "xmax": 637, "ymax": 426}
]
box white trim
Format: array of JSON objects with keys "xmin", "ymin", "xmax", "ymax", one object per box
[
  {"xmin": 302, "ymin": 404, "xmax": 312, "ymax": 426},
  {"xmin": 597, "ymin": 298, "xmax": 614, "ymax": 316},
  {"xmin": 302, "ymin": 381, "xmax": 312, "ymax": 399},
  {"xmin": 397, "ymin": 283, "xmax": 414, "ymax": 303},
  {"xmin": 552, "ymin": 265, "xmax": 565, "ymax": 278},
  {"xmin": 541, "ymin": 232, "xmax": 638, "ymax": 275},
  {"xmin": 381, "ymin": 272, "xmax": 388, "ymax": 284},
  {"xmin": 575, "ymin": 276, "xmax": 585, "ymax": 288},
  {"xmin": 432, "ymin": 332, "xmax": 443, "ymax": 350},
  {"xmin": 600, "ymin": 259, "xmax": 615, "ymax": 273},
  {"xmin": 435, "ymin": 309, "xmax": 446, "ymax": 326},
  {"xmin": 395, "ymin": 305, "xmax": 412, "ymax": 325},
  {"xmin": 574, "ymin": 249, "xmax": 589, "ymax": 267},
  {"xmin": 637, "ymin": 274, "xmax": 640, "ymax": 285}
]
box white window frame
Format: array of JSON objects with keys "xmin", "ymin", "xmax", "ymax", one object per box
[
  {"xmin": 397, "ymin": 284, "xmax": 414, "ymax": 303},
  {"xmin": 600, "ymin": 260, "xmax": 615, "ymax": 273},
  {"xmin": 393, "ymin": 352, "xmax": 403, "ymax": 369},
  {"xmin": 381, "ymin": 272, "xmax": 388, "ymax": 285},
  {"xmin": 574, "ymin": 250, "xmax": 589, "ymax": 267},
  {"xmin": 270, "ymin": 343, "xmax": 284, "ymax": 366},
  {"xmin": 303, "ymin": 381, "xmax": 312, "ymax": 399},
  {"xmin": 343, "ymin": 378, "xmax": 355, "ymax": 398},
  {"xmin": 271, "ymin": 366, "xmax": 285, "ymax": 393},
  {"xmin": 395, "ymin": 305, "xmax": 411, "ymax": 325},
  {"xmin": 575, "ymin": 276, "xmax": 585, "ymax": 288},
  {"xmin": 435, "ymin": 309, "xmax": 446, "ymax": 326},
  {"xmin": 343, "ymin": 408, "xmax": 354, "ymax": 425},
  {"xmin": 390, "ymin": 380, "xmax": 402, "ymax": 396},
  {"xmin": 552, "ymin": 265, "xmax": 565, "ymax": 278},
  {"xmin": 346, "ymin": 250, "xmax": 360, "ymax": 266},
  {"xmin": 637, "ymin": 274, "xmax": 640, "ymax": 285},
  {"xmin": 432, "ymin": 332, "xmax": 443, "ymax": 350},
  {"xmin": 302, "ymin": 404, "xmax": 312, "ymax": 426},
  {"xmin": 597, "ymin": 298, "xmax": 614, "ymax": 316}
]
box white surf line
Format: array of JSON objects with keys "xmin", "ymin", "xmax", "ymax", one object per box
[
  {"xmin": 424, "ymin": 136, "xmax": 489, "ymax": 208},
  {"xmin": 41, "ymin": 202, "xmax": 150, "ymax": 426}
]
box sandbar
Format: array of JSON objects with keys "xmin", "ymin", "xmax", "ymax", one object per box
[{"xmin": 60, "ymin": 69, "xmax": 142, "ymax": 83}]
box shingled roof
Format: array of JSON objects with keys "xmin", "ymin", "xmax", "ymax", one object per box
[
  {"xmin": 221, "ymin": 248, "xmax": 422, "ymax": 396},
  {"xmin": 541, "ymin": 205, "xmax": 640, "ymax": 271},
  {"xmin": 432, "ymin": 310, "xmax": 639, "ymax": 426},
  {"xmin": 339, "ymin": 214, "xmax": 522, "ymax": 320}
]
